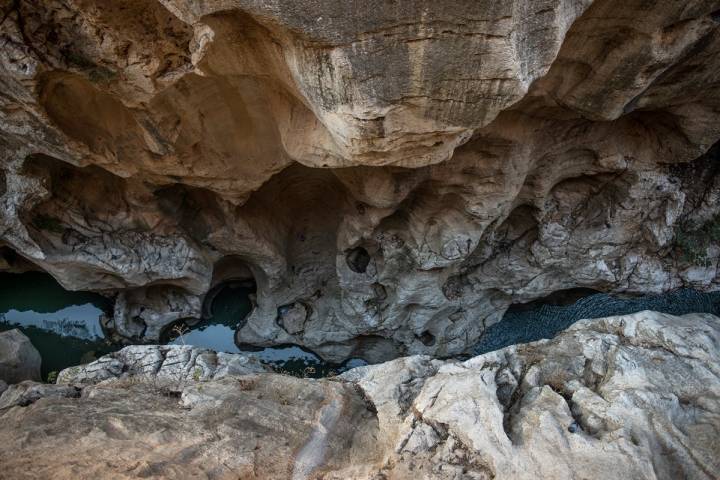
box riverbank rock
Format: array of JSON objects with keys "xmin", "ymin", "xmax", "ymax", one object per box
[
  {"xmin": 342, "ymin": 310, "xmax": 720, "ymax": 479},
  {"xmin": 0, "ymin": 329, "xmax": 41, "ymax": 383},
  {"xmin": 57, "ymin": 345, "xmax": 269, "ymax": 385},
  {"xmin": 0, "ymin": 381, "xmax": 79, "ymax": 409},
  {"xmin": 0, "ymin": 311, "xmax": 718, "ymax": 479},
  {"xmin": 1, "ymin": 0, "xmax": 719, "ymax": 361}
]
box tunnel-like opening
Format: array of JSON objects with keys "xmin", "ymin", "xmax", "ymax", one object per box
[
  {"xmin": 346, "ymin": 246, "xmax": 371, "ymax": 273},
  {"xmin": 0, "ymin": 246, "xmax": 40, "ymax": 274},
  {"xmin": 161, "ymin": 256, "xmax": 257, "ymax": 348},
  {"xmin": 160, "ymin": 280, "xmax": 255, "ymax": 354}
]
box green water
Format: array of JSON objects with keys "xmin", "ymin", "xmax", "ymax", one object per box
[
  {"xmin": 3, "ymin": 272, "xmax": 719, "ymax": 381},
  {"xmin": 0, "ymin": 273, "xmax": 364, "ymax": 380},
  {"xmin": 0, "ymin": 272, "xmax": 720, "ymax": 378},
  {"xmin": 168, "ymin": 283, "xmax": 367, "ymax": 378},
  {"xmin": 0, "ymin": 272, "xmax": 115, "ymax": 378}
]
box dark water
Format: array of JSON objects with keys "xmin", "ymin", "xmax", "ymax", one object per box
[
  {"xmin": 4, "ymin": 271, "xmax": 718, "ymax": 380},
  {"xmin": 168, "ymin": 283, "xmax": 254, "ymax": 354},
  {"xmin": 473, "ymin": 288, "xmax": 720, "ymax": 355},
  {"xmin": 0, "ymin": 273, "xmax": 364, "ymax": 379},
  {"xmin": 0, "ymin": 272, "xmax": 115, "ymax": 378},
  {"xmin": 169, "ymin": 283, "xmax": 367, "ymax": 378}
]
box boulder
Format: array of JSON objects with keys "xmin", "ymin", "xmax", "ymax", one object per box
[
  {"xmin": 0, "ymin": 329, "xmax": 41, "ymax": 383},
  {"xmin": 57, "ymin": 344, "xmax": 269, "ymax": 386}
]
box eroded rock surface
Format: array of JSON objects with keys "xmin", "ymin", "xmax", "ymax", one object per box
[
  {"xmin": 56, "ymin": 344, "xmax": 269, "ymax": 385},
  {"xmin": 0, "ymin": 311, "xmax": 718, "ymax": 479},
  {"xmin": 1, "ymin": 0, "xmax": 719, "ymax": 360},
  {"xmin": 0, "ymin": 381, "xmax": 79, "ymax": 409},
  {"xmin": 343, "ymin": 310, "xmax": 720, "ymax": 479}
]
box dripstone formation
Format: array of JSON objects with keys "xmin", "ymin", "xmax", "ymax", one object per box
[{"xmin": 1, "ymin": 0, "xmax": 719, "ymax": 361}]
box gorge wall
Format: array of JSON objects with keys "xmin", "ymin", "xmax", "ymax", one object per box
[{"xmin": 1, "ymin": 0, "xmax": 719, "ymax": 362}]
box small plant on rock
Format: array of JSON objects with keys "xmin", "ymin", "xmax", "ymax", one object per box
[{"xmin": 46, "ymin": 371, "xmax": 58, "ymax": 384}]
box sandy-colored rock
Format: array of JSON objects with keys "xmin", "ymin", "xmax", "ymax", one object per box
[
  {"xmin": 0, "ymin": 0, "xmax": 719, "ymax": 361},
  {"xmin": 0, "ymin": 311, "xmax": 718, "ymax": 479},
  {"xmin": 0, "ymin": 329, "xmax": 41, "ymax": 383},
  {"xmin": 344, "ymin": 310, "xmax": 720, "ymax": 479}
]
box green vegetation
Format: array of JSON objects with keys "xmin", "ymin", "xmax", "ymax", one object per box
[
  {"xmin": 46, "ymin": 371, "xmax": 58, "ymax": 384},
  {"xmin": 674, "ymin": 214, "xmax": 720, "ymax": 267}
]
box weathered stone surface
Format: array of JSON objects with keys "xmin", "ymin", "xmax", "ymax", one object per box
[
  {"xmin": 109, "ymin": 286, "xmax": 203, "ymax": 341},
  {"xmin": 343, "ymin": 310, "xmax": 720, "ymax": 479},
  {"xmin": 0, "ymin": 311, "xmax": 718, "ymax": 479},
  {"xmin": 0, "ymin": 381, "xmax": 79, "ymax": 409},
  {"xmin": 0, "ymin": 0, "xmax": 719, "ymax": 361},
  {"xmin": 57, "ymin": 344, "xmax": 269, "ymax": 385},
  {"xmin": 0, "ymin": 329, "xmax": 41, "ymax": 383},
  {"xmin": 0, "ymin": 373, "xmax": 381, "ymax": 479}
]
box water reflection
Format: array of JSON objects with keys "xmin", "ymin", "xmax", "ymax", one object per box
[
  {"xmin": 4, "ymin": 272, "xmax": 720, "ymax": 380},
  {"xmin": 0, "ymin": 272, "xmax": 114, "ymax": 377},
  {"xmin": 169, "ymin": 282, "xmax": 252, "ymax": 353},
  {"xmin": 0, "ymin": 305, "xmax": 106, "ymax": 340},
  {"xmin": 170, "ymin": 283, "xmax": 368, "ymax": 377}
]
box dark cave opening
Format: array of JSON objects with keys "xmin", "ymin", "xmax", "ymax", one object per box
[
  {"xmin": 346, "ymin": 246, "xmax": 371, "ymax": 273},
  {"xmin": 161, "ymin": 279, "xmax": 256, "ymax": 354},
  {"xmin": 418, "ymin": 330, "xmax": 436, "ymax": 346}
]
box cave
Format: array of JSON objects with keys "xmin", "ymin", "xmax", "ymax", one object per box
[{"xmin": 1, "ymin": 1, "xmax": 720, "ymax": 476}]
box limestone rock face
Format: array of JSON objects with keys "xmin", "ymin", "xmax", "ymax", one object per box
[
  {"xmin": 342, "ymin": 310, "xmax": 720, "ymax": 479},
  {"xmin": 56, "ymin": 344, "xmax": 269, "ymax": 385},
  {"xmin": 0, "ymin": 329, "xmax": 41, "ymax": 383},
  {"xmin": 1, "ymin": 0, "xmax": 720, "ymax": 359},
  {"xmin": 0, "ymin": 311, "xmax": 718, "ymax": 479}
]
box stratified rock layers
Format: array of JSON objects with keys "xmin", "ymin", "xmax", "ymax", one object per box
[
  {"xmin": 1, "ymin": 311, "xmax": 718, "ymax": 479},
  {"xmin": 1, "ymin": 0, "xmax": 720, "ymax": 360}
]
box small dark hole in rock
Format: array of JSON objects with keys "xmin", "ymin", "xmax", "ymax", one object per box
[
  {"xmin": 418, "ymin": 330, "xmax": 436, "ymax": 346},
  {"xmin": 346, "ymin": 247, "xmax": 370, "ymax": 273},
  {"xmin": 0, "ymin": 247, "xmax": 18, "ymax": 266},
  {"xmin": 162, "ymin": 390, "xmax": 182, "ymax": 398},
  {"xmin": 568, "ymin": 422, "xmax": 580, "ymax": 433}
]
